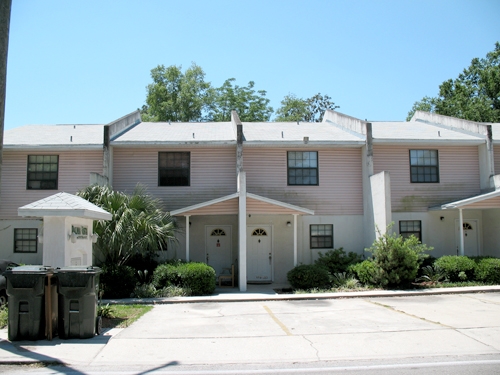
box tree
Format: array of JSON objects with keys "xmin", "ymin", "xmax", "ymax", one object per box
[
  {"xmin": 208, "ymin": 78, "xmax": 273, "ymax": 122},
  {"xmin": 77, "ymin": 184, "xmax": 178, "ymax": 266},
  {"xmin": 275, "ymin": 92, "xmax": 339, "ymax": 122},
  {"xmin": 407, "ymin": 43, "xmax": 500, "ymax": 122},
  {"xmin": 141, "ymin": 63, "xmax": 211, "ymax": 122}
]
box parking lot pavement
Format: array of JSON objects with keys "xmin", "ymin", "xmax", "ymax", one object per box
[{"xmin": 1, "ymin": 291, "xmax": 500, "ymax": 369}]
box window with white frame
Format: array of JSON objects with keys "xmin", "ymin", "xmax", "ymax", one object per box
[
  {"xmin": 14, "ymin": 228, "xmax": 38, "ymax": 253},
  {"xmin": 399, "ymin": 220, "xmax": 422, "ymax": 242},
  {"xmin": 288, "ymin": 151, "xmax": 318, "ymax": 185},
  {"xmin": 310, "ymin": 224, "xmax": 333, "ymax": 249},
  {"xmin": 409, "ymin": 149, "xmax": 439, "ymax": 183}
]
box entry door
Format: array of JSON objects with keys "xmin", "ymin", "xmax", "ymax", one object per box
[
  {"xmin": 455, "ymin": 219, "xmax": 479, "ymax": 256},
  {"xmin": 247, "ymin": 225, "xmax": 273, "ymax": 282},
  {"xmin": 205, "ymin": 225, "xmax": 232, "ymax": 276}
]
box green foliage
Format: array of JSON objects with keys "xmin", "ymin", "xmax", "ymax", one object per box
[
  {"xmin": 141, "ymin": 63, "xmax": 211, "ymax": 122},
  {"xmin": 415, "ymin": 265, "xmax": 448, "ymax": 284},
  {"xmin": 287, "ymin": 264, "xmax": 330, "ymax": 290},
  {"xmin": 0, "ymin": 304, "xmax": 7, "ymax": 329},
  {"xmin": 315, "ymin": 247, "xmax": 363, "ymax": 274},
  {"xmin": 100, "ymin": 264, "xmax": 138, "ymax": 299},
  {"xmin": 97, "ymin": 303, "xmax": 113, "ymax": 318},
  {"xmin": 78, "ymin": 184, "xmax": 178, "ymax": 266},
  {"xmin": 474, "ymin": 258, "xmax": 500, "ymax": 284},
  {"xmin": 366, "ymin": 229, "xmax": 432, "ymax": 288},
  {"xmin": 275, "ymin": 92, "xmax": 339, "ymax": 122},
  {"xmin": 330, "ymin": 272, "xmax": 360, "ymax": 289},
  {"xmin": 153, "ymin": 261, "xmax": 215, "ymax": 296},
  {"xmin": 208, "ymin": 78, "xmax": 273, "ymax": 121},
  {"xmin": 434, "ymin": 256, "xmax": 476, "ymax": 282},
  {"xmin": 349, "ymin": 260, "xmax": 377, "ymax": 285},
  {"xmin": 407, "ymin": 42, "xmax": 500, "ymax": 122}
]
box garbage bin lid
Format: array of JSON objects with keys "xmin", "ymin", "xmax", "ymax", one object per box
[
  {"xmin": 56, "ymin": 266, "xmax": 101, "ymax": 274},
  {"xmin": 5, "ymin": 265, "xmax": 55, "ymax": 274}
]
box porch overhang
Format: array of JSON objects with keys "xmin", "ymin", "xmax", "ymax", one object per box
[
  {"xmin": 170, "ymin": 192, "xmax": 315, "ymax": 216},
  {"xmin": 430, "ymin": 189, "xmax": 500, "ymax": 210}
]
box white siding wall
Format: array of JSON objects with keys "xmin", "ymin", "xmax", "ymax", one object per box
[
  {"xmin": 112, "ymin": 147, "xmax": 237, "ymax": 211},
  {"xmin": 373, "ymin": 145, "xmax": 480, "ymax": 212},
  {"xmin": 494, "ymin": 145, "xmax": 500, "ymax": 176},
  {"xmin": 0, "ymin": 150, "xmax": 103, "ymax": 219},
  {"xmin": 244, "ymin": 147, "xmax": 363, "ymax": 215}
]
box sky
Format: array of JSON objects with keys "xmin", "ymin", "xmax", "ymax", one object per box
[{"xmin": 4, "ymin": 0, "xmax": 500, "ymax": 130}]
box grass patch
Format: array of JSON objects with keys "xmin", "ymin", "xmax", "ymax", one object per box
[
  {"xmin": 0, "ymin": 304, "xmax": 152, "ymax": 330},
  {"xmin": 100, "ymin": 304, "xmax": 153, "ymax": 329}
]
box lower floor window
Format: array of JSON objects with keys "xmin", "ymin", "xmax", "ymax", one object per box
[
  {"xmin": 310, "ymin": 224, "xmax": 333, "ymax": 249},
  {"xmin": 14, "ymin": 228, "xmax": 38, "ymax": 253},
  {"xmin": 399, "ymin": 220, "xmax": 421, "ymax": 242}
]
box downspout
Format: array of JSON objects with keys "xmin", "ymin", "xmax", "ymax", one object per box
[
  {"xmin": 459, "ymin": 208, "xmax": 465, "ymax": 256},
  {"xmin": 185, "ymin": 215, "xmax": 190, "ymax": 262},
  {"xmin": 293, "ymin": 214, "xmax": 298, "ymax": 266}
]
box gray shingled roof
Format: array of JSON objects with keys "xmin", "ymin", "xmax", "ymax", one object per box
[
  {"xmin": 18, "ymin": 192, "xmax": 112, "ymax": 220},
  {"xmin": 4, "ymin": 124, "xmax": 104, "ymax": 148}
]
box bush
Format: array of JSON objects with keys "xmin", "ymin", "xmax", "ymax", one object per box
[
  {"xmin": 315, "ymin": 248, "xmax": 363, "ymax": 274},
  {"xmin": 349, "ymin": 260, "xmax": 377, "ymax": 285},
  {"xmin": 100, "ymin": 264, "xmax": 138, "ymax": 299},
  {"xmin": 366, "ymin": 230, "xmax": 432, "ymax": 288},
  {"xmin": 152, "ymin": 261, "xmax": 215, "ymax": 296},
  {"xmin": 434, "ymin": 256, "xmax": 476, "ymax": 282},
  {"xmin": 474, "ymin": 258, "xmax": 500, "ymax": 284},
  {"xmin": 287, "ymin": 264, "xmax": 330, "ymax": 290},
  {"xmin": 177, "ymin": 262, "xmax": 216, "ymax": 295}
]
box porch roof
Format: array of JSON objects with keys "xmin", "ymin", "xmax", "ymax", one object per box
[
  {"xmin": 430, "ymin": 189, "xmax": 500, "ymax": 210},
  {"xmin": 170, "ymin": 192, "xmax": 314, "ymax": 216}
]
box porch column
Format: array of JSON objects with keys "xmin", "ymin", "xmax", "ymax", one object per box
[
  {"xmin": 185, "ymin": 215, "xmax": 190, "ymax": 261},
  {"xmin": 459, "ymin": 209, "xmax": 465, "ymax": 256},
  {"xmin": 238, "ymin": 171, "xmax": 247, "ymax": 292},
  {"xmin": 293, "ymin": 214, "xmax": 298, "ymax": 266}
]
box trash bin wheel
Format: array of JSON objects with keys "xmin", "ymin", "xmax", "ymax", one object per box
[
  {"xmin": 96, "ymin": 316, "xmax": 102, "ymax": 336},
  {"xmin": 0, "ymin": 291, "xmax": 7, "ymax": 306}
]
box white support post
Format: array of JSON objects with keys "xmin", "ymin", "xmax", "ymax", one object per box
[
  {"xmin": 185, "ymin": 215, "xmax": 190, "ymax": 262},
  {"xmin": 238, "ymin": 172, "xmax": 247, "ymax": 292},
  {"xmin": 459, "ymin": 209, "xmax": 465, "ymax": 256},
  {"xmin": 293, "ymin": 214, "xmax": 298, "ymax": 267}
]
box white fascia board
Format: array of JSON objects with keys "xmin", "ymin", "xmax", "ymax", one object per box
[
  {"xmin": 372, "ymin": 139, "xmax": 484, "ymax": 146},
  {"xmin": 247, "ymin": 192, "xmax": 315, "ymax": 215},
  {"xmin": 170, "ymin": 193, "xmax": 239, "ymax": 216},
  {"xmin": 18, "ymin": 208, "xmax": 112, "ymax": 220},
  {"xmin": 430, "ymin": 190, "xmax": 500, "ymax": 210},
  {"xmin": 243, "ymin": 141, "xmax": 365, "ymax": 148},
  {"xmin": 110, "ymin": 141, "xmax": 236, "ymax": 147},
  {"xmin": 4, "ymin": 145, "xmax": 103, "ymax": 151}
]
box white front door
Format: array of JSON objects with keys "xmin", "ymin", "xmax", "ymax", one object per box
[
  {"xmin": 455, "ymin": 219, "xmax": 479, "ymax": 256},
  {"xmin": 247, "ymin": 225, "xmax": 273, "ymax": 283},
  {"xmin": 205, "ymin": 225, "xmax": 232, "ymax": 276}
]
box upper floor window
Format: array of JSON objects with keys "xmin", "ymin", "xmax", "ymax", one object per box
[
  {"xmin": 158, "ymin": 152, "xmax": 190, "ymax": 186},
  {"xmin": 27, "ymin": 155, "xmax": 58, "ymax": 190},
  {"xmin": 399, "ymin": 220, "xmax": 422, "ymax": 242},
  {"xmin": 310, "ymin": 224, "xmax": 333, "ymax": 249},
  {"xmin": 288, "ymin": 151, "xmax": 318, "ymax": 185},
  {"xmin": 14, "ymin": 228, "xmax": 38, "ymax": 253},
  {"xmin": 410, "ymin": 150, "xmax": 439, "ymax": 183}
]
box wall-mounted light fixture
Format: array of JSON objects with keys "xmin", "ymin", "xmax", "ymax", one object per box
[
  {"xmin": 91, "ymin": 233, "xmax": 98, "ymax": 243},
  {"xmin": 68, "ymin": 232, "xmax": 77, "ymax": 243},
  {"xmin": 38, "ymin": 234, "xmax": 43, "ymax": 244},
  {"xmin": 287, "ymin": 221, "xmax": 291, "ymax": 227}
]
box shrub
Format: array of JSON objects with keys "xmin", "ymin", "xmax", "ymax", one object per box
[
  {"xmin": 287, "ymin": 264, "xmax": 330, "ymax": 290},
  {"xmin": 415, "ymin": 265, "xmax": 448, "ymax": 284},
  {"xmin": 349, "ymin": 260, "xmax": 377, "ymax": 285},
  {"xmin": 132, "ymin": 283, "xmax": 158, "ymax": 298},
  {"xmin": 152, "ymin": 261, "xmax": 215, "ymax": 296},
  {"xmin": 330, "ymin": 272, "xmax": 360, "ymax": 289},
  {"xmin": 366, "ymin": 229, "xmax": 432, "ymax": 288},
  {"xmin": 434, "ymin": 256, "xmax": 476, "ymax": 282},
  {"xmin": 474, "ymin": 258, "xmax": 500, "ymax": 284},
  {"xmin": 315, "ymin": 248, "xmax": 363, "ymax": 274},
  {"xmin": 100, "ymin": 264, "xmax": 138, "ymax": 299},
  {"xmin": 177, "ymin": 262, "xmax": 216, "ymax": 295}
]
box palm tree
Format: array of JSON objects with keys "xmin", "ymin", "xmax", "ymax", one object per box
[{"xmin": 77, "ymin": 184, "xmax": 178, "ymax": 266}]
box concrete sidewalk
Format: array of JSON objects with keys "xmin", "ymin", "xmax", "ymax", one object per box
[{"xmin": 1, "ymin": 285, "xmax": 500, "ymax": 368}]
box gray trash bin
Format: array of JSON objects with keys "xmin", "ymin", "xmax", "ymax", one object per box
[
  {"xmin": 5, "ymin": 266, "xmax": 58, "ymax": 341},
  {"xmin": 56, "ymin": 266, "xmax": 101, "ymax": 339}
]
